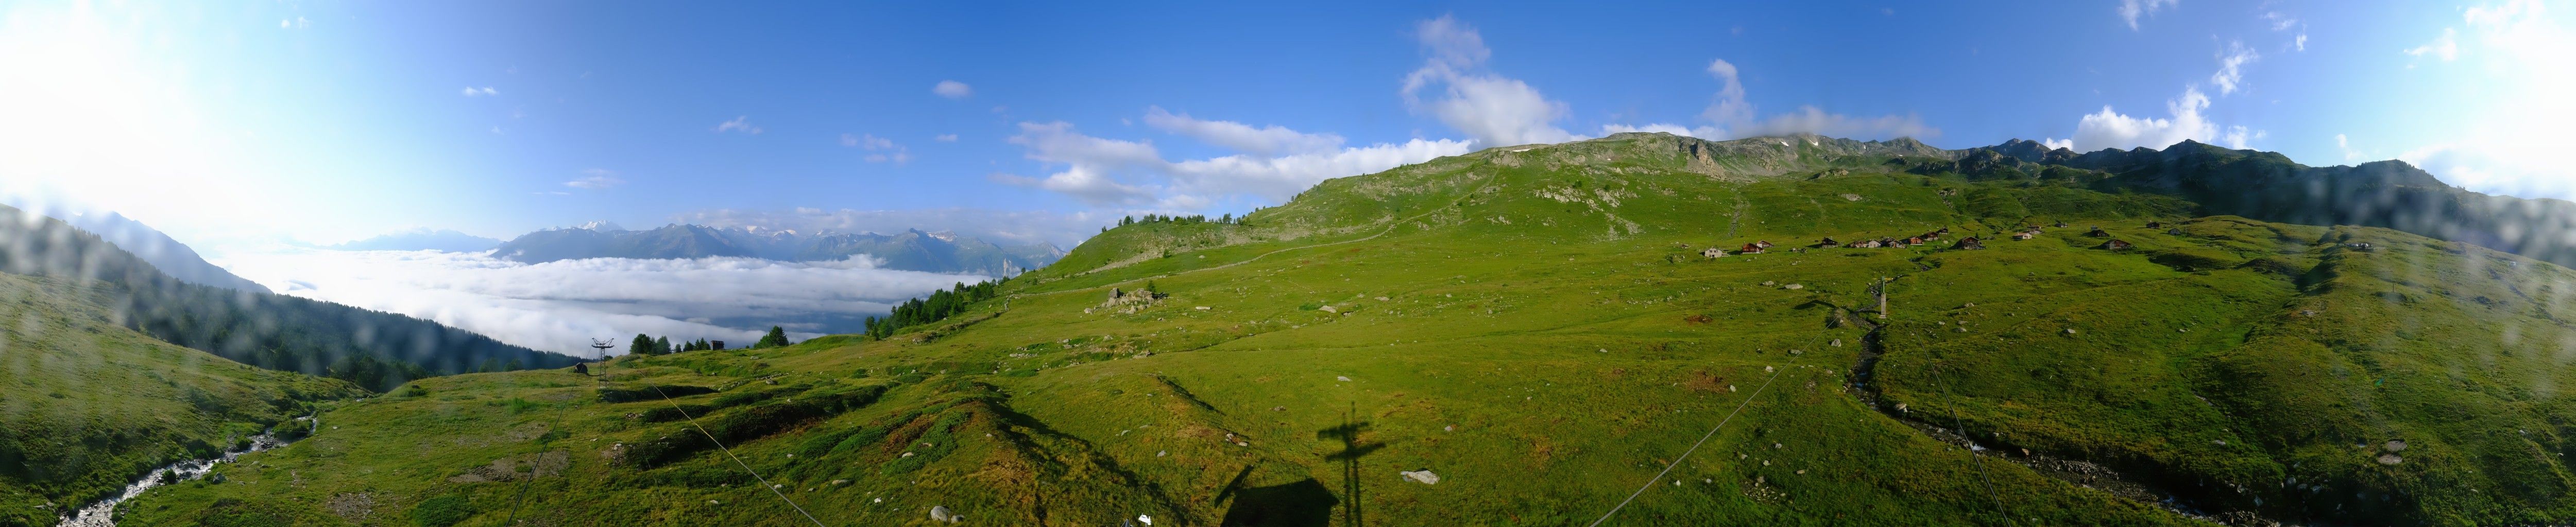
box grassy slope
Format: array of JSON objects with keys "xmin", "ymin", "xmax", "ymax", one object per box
[
  {"xmin": 112, "ymin": 133, "xmax": 2576, "ymax": 526},
  {"xmin": 0, "ymin": 273, "xmax": 364, "ymax": 527}
]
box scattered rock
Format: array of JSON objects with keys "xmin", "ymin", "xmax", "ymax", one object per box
[
  {"xmin": 2377, "ymin": 453, "xmax": 2403, "ymax": 465},
  {"xmin": 1840, "ymin": 194, "xmax": 1864, "ymax": 201},
  {"xmin": 1400, "ymin": 469, "xmax": 1441, "ymax": 484},
  {"xmin": 930, "ymin": 505, "xmax": 962, "ymax": 523},
  {"xmin": 2063, "ymin": 328, "xmax": 2078, "ymax": 335},
  {"xmin": 1194, "ymin": 306, "xmax": 1209, "ymax": 310},
  {"xmin": 1335, "ymin": 376, "xmax": 1352, "ymax": 382},
  {"xmin": 1375, "ymin": 296, "xmax": 1390, "ymax": 302},
  {"xmin": 2385, "ymin": 440, "xmax": 2408, "ymax": 452},
  {"xmin": 1782, "ymin": 284, "xmax": 1803, "ymax": 290},
  {"xmin": 1762, "ymin": 280, "xmax": 1777, "ymax": 286},
  {"xmin": 1831, "ymin": 339, "xmax": 1843, "ymax": 347},
  {"xmin": 1443, "ymin": 425, "xmax": 1455, "ymax": 431},
  {"xmin": 1271, "ymin": 406, "xmax": 1286, "ymax": 411},
  {"xmin": 1318, "ymin": 305, "xmax": 1338, "ymax": 313},
  {"xmin": 830, "ymin": 479, "xmax": 849, "ymax": 485},
  {"xmin": 1156, "ymin": 450, "xmax": 1167, "ymax": 457}
]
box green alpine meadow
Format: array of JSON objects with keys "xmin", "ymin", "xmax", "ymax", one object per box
[
  {"xmin": 11, "ymin": 133, "xmax": 2564, "ymax": 526},
  {"xmin": 5, "ymin": 4, "xmax": 2561, "ymax": 526}
]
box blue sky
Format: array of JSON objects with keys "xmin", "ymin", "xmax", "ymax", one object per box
[{"xmin": 2, "ymin": 1, "xmax": 2565, "ymax": 251}]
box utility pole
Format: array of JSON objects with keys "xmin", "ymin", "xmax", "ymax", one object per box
[
  {"xmin": 590, "ymin": 339, "xmax": 615, "ymax": 357},
  {"xmin": 1876, "ymin": 277, "xmax": 1890, "ymax": 319}
]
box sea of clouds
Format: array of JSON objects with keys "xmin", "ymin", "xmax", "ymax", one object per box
[{"xmin": 218, "ymin": 248, "xmax": 985, "ymax": 358}]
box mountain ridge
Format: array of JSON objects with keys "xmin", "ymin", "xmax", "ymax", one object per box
[{"xmin": 491, "ymin": 223, "xmax": 1065, "ymax": 275}]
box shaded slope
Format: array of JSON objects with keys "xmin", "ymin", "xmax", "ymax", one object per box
[
  {"xmin": 0, "ymin": 204, "xmax": 581, "ymax": 391},
  {"xmin": 0, "ymin": 273, "xmax": 362, "ymax": 527}
]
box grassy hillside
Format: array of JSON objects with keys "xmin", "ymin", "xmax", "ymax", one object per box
[
  {"xmin": 109, "ymin": 132, "xmax": 2576, "ymax": 526},
  {"xmin": 0, "ymin": 273, "xmax": 364, "ymax": 527}
]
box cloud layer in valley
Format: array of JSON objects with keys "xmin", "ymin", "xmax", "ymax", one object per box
[{"xmin": 218, "ymin": 249, "xmax": 985, "ymax": 357}]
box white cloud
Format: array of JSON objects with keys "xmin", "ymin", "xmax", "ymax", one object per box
[
  {"xmin": 2120, "ymin": 0, "xmax": 2179, "ymax": 30},
  {"xmin": 932, "ymin": 80, "xmax": 973, "ymax": 100},
  {"xmin": 2221, "ymin": 125, "xmax": 2265, "ymax": 149},
  {"xmin": 1601, "ymin": 58, "xmax": 1935, "ymax": 141},
  {"xmin": 2264, "ymin": 11, "xmax": 2297, "ymax": 31},
  {"xmin": 2043, "ymin": 86, "xmax": 2221, "ymax": 151},
  {"xmin": 841, "ymin": 133, "xmax": 911, "ymax": 163},
  {"xmin": 2296, "ymin": 33, "xmax": 2309, "ymax": 51},
  {"xmin": 2042, "ymin": 138, "xmax": 2075, "ymax": 150},
  {"xmin": 712, "ymin": 115, "xmax": 762, "ymax": 134},
  {"xmin": 279, "ymin": 16, "xmax": 309, "ymax": 29},
  {"xmin": 2387, "ymin": 0, "xmax": 2576, "ymax": 199},
  {"xmin": 220, "ymin": 249, "xmax": 984, "ymax": 357},
  {"xmin": 934, "ymin": 134, "xmax": 958, "ymax": 142},
  {"xmin": 460, "ymin": 86, "xmax": 498, "ymax": 97},
  {"xmin": 565, "ymin": 169, "xmax": 624, "ymax": 189},
  {"xmin": 2408, "ymin": 27, "xmax": 2461, "ymax": 61},
  {"xmin": 1001, "ymin": 119, "xmax": 1470, "ymax": 209},
  {"xmin": 675, "ymin": 207, "xmax": 1107, "ymax": 248},
  {"xmin": 1143, "ymin": 106, "xmax": 1346, "ymax": 156},
  {"xmin": 1400, "ymin": 16, "xmax": 1578, "ymax": 147},
  {"xmin": 1168, "ymin": 138, "xmax": 1472, "ymax": 204},
  {"xmin": 2211, "ymin": 41, "xmax": 2259, "ymax": 95}
]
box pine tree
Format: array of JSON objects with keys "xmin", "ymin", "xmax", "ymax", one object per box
[
  {"xmin": 655, "ymin": 336, "xmax": 672, "ymax": 354},
  {"xmin": 628, "ymin": 333, "xmax": 657, "ymax": 356}
]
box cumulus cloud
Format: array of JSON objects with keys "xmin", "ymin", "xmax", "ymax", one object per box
[
  {"xmin": 1144, "ymin": 107, "xmax": 1345, "ymax": 156},
  {"xmin": 712, "ymin": 115, "xmax": 762, "ymax": 134},
  {"xmin": 565, "ymin": 169, "xmax": 623, "ymax": 189},
  {"xmin": 932, "ymin": 80, "xmax": 973, "ymax": 99},
  {"xmin": 2211, "ymin": 41, "xmax": 2259, "ymax": 95},
  {"xmin": 1401, "ymin": 15, "xmax": 1578, "ymax": 147},
  {"xmin": 1601, "ymin": 59, "xmax": 1935, "ymax": 141},
  {"xmin": 934, "ymin": 134, "xmax": 959, "ymax": 142},
  {"xmin": 219, "ymin": 249, "xmax": 986, "ymax": 357},
  {"xmin": 2120, "ymin": 0, "xmax": 2178, "ymax": 30},
  {"xmin": 2043, "ymin": 86, "xmax": 2222, "ymax": 151},
  {"xmin": 2221, "ymin": 125, "xmax": 2265, "ymax": 149},
  {"xmin": 2336, "ymin": 133, "xmax": 2366, "ymax": 161},
  {"xmin": 675, "ymin": 207, "xmax": 1108, "ymax": 247},
  {"xmin": 460, "ymin": 86, "xmax": 497, "ymax": 97},
  {"xmin": 1000, "ymin": 119, "xmax": 1471, "ymax": 209},
  {"xmin": 1166, "ymin": 138, "xmax": 1472, "ymax": 204}
]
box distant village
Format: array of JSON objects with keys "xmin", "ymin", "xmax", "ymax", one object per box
[{"xmin": 1696, "ymin": 220, "xmax": 2174, "ymax": 259}]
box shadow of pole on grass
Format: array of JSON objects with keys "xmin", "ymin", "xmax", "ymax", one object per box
[{"xmin": 1318, "ymin": 402, "xmax": 1381, "ymax": 527}]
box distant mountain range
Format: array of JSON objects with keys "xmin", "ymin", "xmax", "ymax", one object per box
[
  {"xmin": 492, "ymin": 223, "xmax": 1065, "ymax": 275},
  {"xmin": 40, "ymin": 209, "xmax": 272, "ymax": 293},
  {"xmin": 325, "ymin": 228, "xmax": 503, "ymax": 252}
]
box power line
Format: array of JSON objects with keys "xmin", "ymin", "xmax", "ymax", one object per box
[
  {"xmin": 1585, "ymin": 365, "xmax": 1782, "ymax": 527},
  {"xmin": 499, "ymin": 387, "xmax": 573, "ymax": 525},
  {"xmin": 650, "ymin": 383, "xmax": 833, "ymax": 527},
  {"xmin": 1931, "ymin": 362, "xmax": 2017, "ymax": 526}
]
